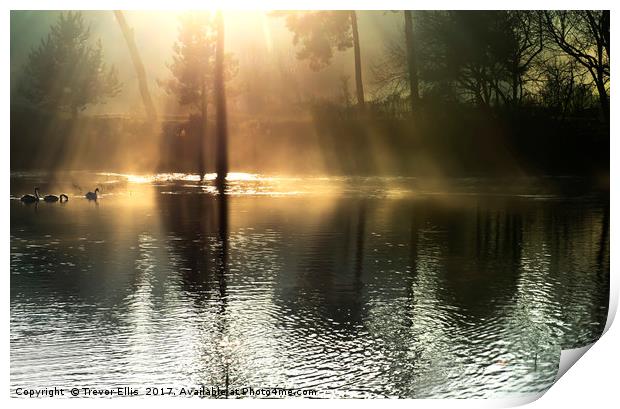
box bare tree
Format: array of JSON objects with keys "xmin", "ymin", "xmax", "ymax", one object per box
[
  {"xmin": 114, "ymin": 11, "xmax": 157, "ymax": 121},
  {"xmin": 370, "ymin": 38, "xmax": 408, "ymax": 99},
  {"xmin": 350, "ymin": 11, "xmax": 365, "ymax": 107},
  {"xmin": 504, "ymin": 11, "xmax": 544, "ymax": 105},
  {"xmin": 543, "ymin": 11, "xmax": 609, "ymax": 118},
  {"xmin": 404, "ymin": 11, "xmax": 419, "ymax": 112}
]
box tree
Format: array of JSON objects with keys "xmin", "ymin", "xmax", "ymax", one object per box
[
  {"xmin": 542, "ymin": 11, "xmax": 609, "ymax": 119},
  {"xmin": 370, "ymin": 11, "xmax": 419, "ymax": 112},
  {"xmin": 404, "ymin": 11, "xmax": 419, "ymax": 112},
  {"xmin": 503, "ymin": 11, "xmax": 543, "ymax": 105},
  {"xmin": 160, "ymin": 12, "xmax": 237, "ymax": 179},
  {"xmin": 113, "ymin": 10, "xmax": 157, "ymax": 121},
  {"xmin": 214, "ymin": 11, "xmax": 228, "ymax": 190},
  {"xmin": 21, "ymin": 11, "xmax": 121, "ymax": 116},
  {"xmin": 370, "ymin": 34, "xmax": 410, "ymax": 100},
  {"xmin": 410, "ymin": 11, "xmax": 543, "ymax": 108},
  {"xmin": 161, "ymin": 12, "xmax": 213, "ymax": 113},
  {"xmin": 276, "ymin": 11, "xmax": 366, "ymax": 107},
  {"xmin": 536, "ymin": 57, "xmax": 596, "ymax": 118},
  {"xmin": 349, "ymin": 11, "xmax": 365, "ymax": 108}
]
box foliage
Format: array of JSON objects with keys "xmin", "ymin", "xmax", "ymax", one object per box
[
  {"xmin": 275, "ymin": 11, "xmax": 354, "ymax": 71},
  {"xmin": 159, "ymin": 12, "xmax": 238, "ymax": 113},
  {"xmin": 20, "ymin": 11, "xmax": 121, "ymax": 115},
  {"xmin": 414, "ymin": 11, "xmax": 542, "ymax": 106},
  {"xmin": 371, "ymin": 10, "xmax": 604, "ymax": 118}
]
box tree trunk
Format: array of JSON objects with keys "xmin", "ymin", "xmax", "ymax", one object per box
[
  {"xmin": 113, "ymin": 11, "xmax": 157, "ymax": 121},
  {"xmin": 595, "ymin": 73, "xmax": 609, "ymax": 121},
  {"xmin": 511, "ymin": 63, "xmax": 519, "ymax": 105},
  {"xmin": 349, "ymin": 11, "xmax": 365, "ymax": 108},
  {"xmin": 595, "ymin": 36, "xmax": 609, "ymax": 122},
  {"xmin": 199, "ymin": 77, "xmax": 207, "ymax": 181},
  {"xmin": 214, "ymin": 11, "xmax": 229, "ymax": 191},
  {"xmin": 404, "ymin": 11, "xmax": 419, "ymax": 113},
  {"xmin": 602, "ymin": 11, "xmax": 610, "ymax": 59}
]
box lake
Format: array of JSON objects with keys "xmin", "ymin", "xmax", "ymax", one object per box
[{"xmin": 10, "ymin": 172, "xmax": 609, "ymax": 398}]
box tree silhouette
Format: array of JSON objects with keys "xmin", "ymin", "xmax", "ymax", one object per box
[
  {"xmin": 370, "ymin": 34, "xmax": 410, "ymax": 99},
  {"xmin": 537, "ymin": 57, "xmax": 595, "ymax": 118},
  {"xmin": 21, "ymin": 11, "xmax": 121, "ymax": 117},
  {"xmin": 408, "ymin": 11, "xmax": 544, "ymax": 107},
  {"xmin": 214, "ymin": 11, "xmax": 228, "ymax": 190},
  {"xmin": 503, "ymin": 11, "xmax": 543, "ymax": 105},
  {"xmin": 113, "ymin": 10, "xmax": 157, "ymax": 121},
  {"xmin": 160, "ymin": 12, "xmax": 237, "ymax": 179},
  {"xmin": 372, "ymin": 10, "xmax": 602, "ymax": 118},
  {"xmin": 404, "ymin": 11, "xmax": 419, "ymax": 113},
  {"xmin": 435, "ymin": 12, "xmax": 517, "ymax": 106},
  {"xmin": 276, "ymin": 11, "xmax": 366, "ymax": 107},
  {"xmin": 349, "ymin": 11, "xmax": 365, "ymax": 108},
  {"xmin": 542, "ymin": 11, "xmax": 609, "ymax": 119}
]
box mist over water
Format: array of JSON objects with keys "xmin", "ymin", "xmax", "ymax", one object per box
[{"xmin": 10, "ymin": 172, "xmax": 609, "ymax": 398}]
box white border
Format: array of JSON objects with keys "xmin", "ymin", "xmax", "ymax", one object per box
[{"xmin": 3, "ymin": 1, "xmax": 617, "ymax": 408}]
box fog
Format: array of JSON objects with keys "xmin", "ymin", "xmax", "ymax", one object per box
[
  {"xmin": 10, "ymin": 10, "xmax": 609, "ymax": 184},
  {"xmin": 11, "ymin": 11, "xmax": 400, "ymax": 116}
]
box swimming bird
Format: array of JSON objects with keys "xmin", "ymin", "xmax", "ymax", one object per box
[
  {"xmin": 43, "ymin": 194, "xmax": 69, "ymax": 202},
  {"xmin": 85, "ymin": 188, "xmax": 99, "ymax": 200},
  {"xmin": 20, "ymin": 187, "xmax": 40, "ymax": 203}
]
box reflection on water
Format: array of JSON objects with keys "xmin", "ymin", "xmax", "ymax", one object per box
[{"xmin": 10, "ymin": 173, "xmax": 609, "ymax": 398}]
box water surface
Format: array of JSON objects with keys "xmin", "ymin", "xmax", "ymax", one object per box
[{"xmin": 10, "ymin": 172, "xmax": 609, "ymax": 398}]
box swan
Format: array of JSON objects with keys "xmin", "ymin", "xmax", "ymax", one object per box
[
  {"xmin": 43, "ymin": 194, "xmax": 69, "ymax": 202},
  {"xmin": 85, "ymin": 188, "xmax": 99, "ymax": 200},
  {"xmin": 20, "ymin": 187, "xmax": 40, "ymax": 203}
]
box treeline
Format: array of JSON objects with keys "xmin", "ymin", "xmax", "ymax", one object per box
[
  {"xmin": 370, "ymin": 11, "xmax": 609, "ymax": 119},
  {"xmin": 300, "ymin": 10, "xmax": 610, "ymax": 177},
  {"xmin": 310, "ymin": 99, "xmax": 608, "ymax": 176},
  {"xmin": 10, "ymin": 102, "xmax": 608, "ymax": 177},
  {"xmin": 10, "ymin": 107, "xmax": 324, "ymax": 174},
  {"xmin": 10, "ymin": 10, "xmax": 610, "ymax": 179}
]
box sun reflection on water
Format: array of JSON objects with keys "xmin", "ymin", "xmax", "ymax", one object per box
[{"xmin": 96, "ymin": 172, "xmax": 342, "ymax": 197}]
